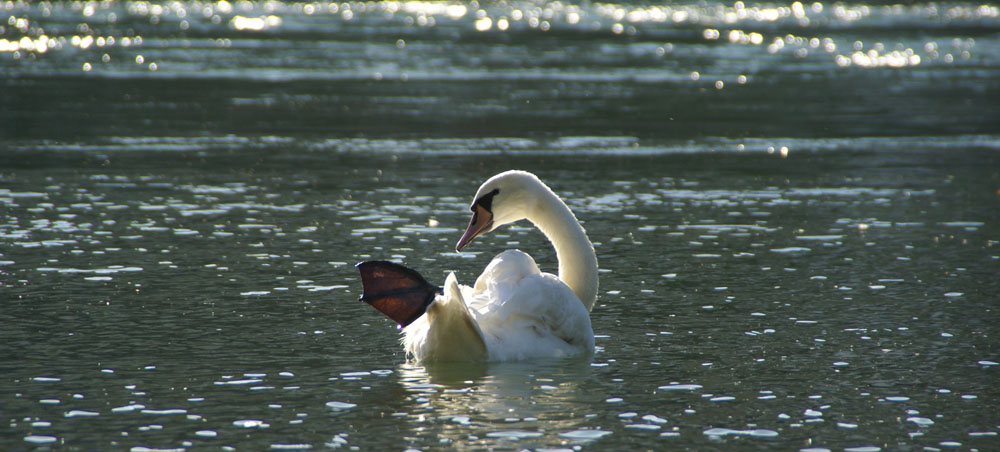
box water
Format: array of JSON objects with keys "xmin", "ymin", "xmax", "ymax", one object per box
[{"xmin": 2, "ymin": 1, "xmax": 999, "ymax": 451}]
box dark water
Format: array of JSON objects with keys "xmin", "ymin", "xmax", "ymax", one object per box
[{"xmin": 2, "ymin": 1, "xmax": 999, "ymax": 451}]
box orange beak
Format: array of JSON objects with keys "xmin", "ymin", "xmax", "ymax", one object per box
[{"xmin": 456, "ymin": 204, "xmax": 493, "ymax": 252}]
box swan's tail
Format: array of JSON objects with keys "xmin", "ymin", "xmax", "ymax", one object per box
[{"xmin": 403, "ymin": 273, "xmax": 487, "ymax": 362}]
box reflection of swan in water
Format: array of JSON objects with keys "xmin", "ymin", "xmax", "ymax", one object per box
[
  {"xmin": 358, "ymin": 171, "xmax": 598, "ymax": 363},
  {"xmin": 395, "ymin": 359, "xmax": 606, "ymax": 447}
]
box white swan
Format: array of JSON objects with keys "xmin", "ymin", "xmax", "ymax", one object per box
[{"xmin": 401, "ymin": 170, "xmax": 598, "ymax": 362}]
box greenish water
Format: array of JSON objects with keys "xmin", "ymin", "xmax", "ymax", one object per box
[
  {"xmin": 2, "ymin": 1, "xmax": 999, "ymax": 451},
  {"xmin": 2, "ymin": 150, "xmax": 998, "ymax": 450}
]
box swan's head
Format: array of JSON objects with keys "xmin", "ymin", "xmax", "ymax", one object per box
[{"xmin": 456, "ymin": 170, "xmax": 542, "ymax": 252}]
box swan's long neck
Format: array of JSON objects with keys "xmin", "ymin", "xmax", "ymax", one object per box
[{"xmin": 527, "ymin": 187, "xmax": 599, "ymax": 311}]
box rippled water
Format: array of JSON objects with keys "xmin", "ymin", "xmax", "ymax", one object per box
[
  {"xmin": 3, "ymin": 150, "xmax": 998, "ymax": 450},
  {"xmin": 3, "ymin": 0, "xmax": 1000, "ymax": 143},
  {"xmin": 2, "ymin": 1, "xmax": 999, "ymax": 451}
]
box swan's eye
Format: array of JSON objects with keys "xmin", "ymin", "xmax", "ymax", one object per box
[{"xmin": 473, "ymin": 188, "xmax": 500, "ymax": 213}]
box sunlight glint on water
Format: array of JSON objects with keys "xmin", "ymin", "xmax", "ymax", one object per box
[
  {"xmin": 1, "ymin": 0, "xmax": 998, "ymax": 450},
  {"xmin": 2, "ymin": 151, "xmax": 997, "ymax": 450}
]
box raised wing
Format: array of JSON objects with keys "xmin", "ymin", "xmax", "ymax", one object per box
[{"xmin": 356, "ymin": 260, "xmax": 439, "ymax": 328}]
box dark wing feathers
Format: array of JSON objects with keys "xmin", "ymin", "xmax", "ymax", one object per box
[{"xmin": 356, "ymin": 260, "xmax": 439, "ymax": 328}]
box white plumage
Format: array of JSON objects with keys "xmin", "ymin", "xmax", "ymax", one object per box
[{"xmin": 402, "ymin": 171, "xmax": 598, "ymax": 362}]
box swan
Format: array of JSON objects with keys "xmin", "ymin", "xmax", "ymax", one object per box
[{"xmin": 357, "ymin": 170, "xmax": 598, "ymax": 362}]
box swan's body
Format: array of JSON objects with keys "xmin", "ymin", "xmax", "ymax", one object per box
[{"xmin": 401, "ymin": 170, "xmax": 598, "ymax": 362}]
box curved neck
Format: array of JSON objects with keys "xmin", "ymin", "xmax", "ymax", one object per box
[{"xmin": 527, "ymin": 188, "xmax": 599, "ymax": 311}]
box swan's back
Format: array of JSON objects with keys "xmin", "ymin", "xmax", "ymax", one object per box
[{"xmin": 466, "ymin": 250, "xmax": 595, "ymax": 361}]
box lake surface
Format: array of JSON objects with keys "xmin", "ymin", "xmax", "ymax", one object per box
[{"xmin": 2, "ymin": 1, "xmax": 999, "ymax": 451}]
